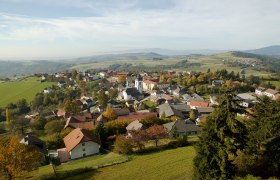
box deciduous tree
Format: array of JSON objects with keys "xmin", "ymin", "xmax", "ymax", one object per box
[
  {"xmin": 0, "ymin": 136, "xmax": 43, "ymax": 179},
  {"xmin": 146, "ymin": 125, "xmax": 168, "ymax": 147},
  {"xmin": 103, "ymin": 106, "xmax": 118, "ymax": 121}
]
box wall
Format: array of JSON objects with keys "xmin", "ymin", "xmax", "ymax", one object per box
[{"xmin": 70, "ymin": 141, "xmax": 100, "ymax": 160}]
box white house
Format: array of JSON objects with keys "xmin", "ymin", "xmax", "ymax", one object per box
[
  {"xmin": 143, "ymin": 80, "xmax": 169, "ymax": 91},
  {"xmin": 263, "ymin": 88, "xmax": 280, "ymax": 100},
  {"xmin": 63, "ymin": 128, "xmax": 100, "ymax": 160},
  {"xmin": 255, "ymin": 87, "xmax": 266, "ymax": 96},
  {"xmin": 255, "ymin": 87, "xmax": 280, "ymax": 100}
]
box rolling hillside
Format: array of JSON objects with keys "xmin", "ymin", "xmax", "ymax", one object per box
[
  {"xmin": 244, "ymin": 45, "xmax": 280, "ymax": 56},
  {"xmin": 0, "ymin": 77, "xmax": 55, "ymax": 108}
]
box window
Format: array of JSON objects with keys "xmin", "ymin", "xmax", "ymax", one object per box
[
  {"xmin": 82, "ymin": 143, "xmax": 85, "ymax": 146},
  {"xmin": 83, "ymin": 148, "xmax": 85, "ymax": 151},
  {"xmin": 83, "ymin": 153, "xmax": 86, "ymax": 157}
]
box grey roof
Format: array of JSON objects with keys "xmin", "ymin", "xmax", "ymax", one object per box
[
  {"xmin": 182, "ymin": 93, "xmax": 191, "ymax": 100},
  {"xmin": 125, "ymin": 88, "xmax": 142, "ymax": 96},
  {"xmin": 237, "ymin": 93, "xmax": 256, "ymax": 101},
  {"xmin": 163, "ymin": 121, "xmax": 176, "ymax": 131},
  {"xmin": 163, "ymin": 120, "xmax": 200, "ymax": 133},
  {"xmin": 196, "ymin": 107, "xmax": 214, "ymax": 113},
  {"xmin": 158, "ymin": 103, "xmax": 183, "ymax": 118},
  {"xmin": 126, "ymin": 120, "xmax": 143, "ymax": 131},
  {"xmin": 172, "ymin": 104, "xmax": 191, "ymax": 112},
  {"xmin": 114, "ymin": 108, "xmax": 130, "ymax": 116},
  {"xmin": 20, "ymin": 135, "xmax": 47, "ymax": 154}
]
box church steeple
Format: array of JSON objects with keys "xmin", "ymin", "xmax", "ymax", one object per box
[{"xmin": 135, "ymin": 74, "xmax": 143, "ymax": 93}]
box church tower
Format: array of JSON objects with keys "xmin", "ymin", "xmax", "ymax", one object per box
[{"xmin": 135, "ymin": 74, "xmax": 143, "ymax": 94}]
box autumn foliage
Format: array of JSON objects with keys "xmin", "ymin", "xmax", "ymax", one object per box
[{"xmin": 0, "ymin": 136, "xmax": 43, "ymax": 179}]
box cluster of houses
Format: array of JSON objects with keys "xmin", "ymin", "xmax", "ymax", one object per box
[
  {"xmin": 255, "ymin": 87, "xmax": 280, "ymax": 100},
  {"xmin": 23, "ymin": 70, "xmax": 280, "ymax": 164}
]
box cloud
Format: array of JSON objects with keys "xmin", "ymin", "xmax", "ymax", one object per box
[{"xmin": 0, "ymin": 0, "xmax": 280, "ymax": 58}]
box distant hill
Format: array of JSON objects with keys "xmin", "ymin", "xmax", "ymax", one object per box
[
  {"xmin": 244, "ymin": 45, "xmax": 280, "ymax": 56},
  {"xmin": 116, "ymin": 48, "xmax": 226, "ymax": 56},
  {"xmin": 0, "ymin": 61, "xmax": 73, "ymax": 77},
  {"xmin": 72, "ymin": 52, "xmax": 167, "ymax": 63}
]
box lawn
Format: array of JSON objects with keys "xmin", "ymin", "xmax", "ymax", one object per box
[
  {"xmin": 266, "ymin": 80, "xmax": 280, "ymax": 88},
  {"xmin": 90, "ymin": 146, "xmax": 195, "ymax": 180},
  {"xmin": 26, "ymin": 146, "xmax": 196, "ymax": 180},
  {"xmin": 26, "ymin": 152, "xmax": 128, "ymax": 179},
  {"xmin": 0, "ymin": 77, "xmax": 54, "ymax": 107}
]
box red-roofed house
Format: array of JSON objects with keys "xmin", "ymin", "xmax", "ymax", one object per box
[
  {"xmin": 190, "ymin": 101, "xmax": 209, "ymax": 109},
  {"xmin": 63, "ymin": 128, "xmax": 101, "ymax": 160},
  {"xmin": 143, "ymin": 80, "xmax": 169, "ymax": 91}
]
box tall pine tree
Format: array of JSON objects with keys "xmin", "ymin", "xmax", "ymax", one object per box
[{"xmin": 193, "ymin": 93, "xmax": 246, "ymax": 179}]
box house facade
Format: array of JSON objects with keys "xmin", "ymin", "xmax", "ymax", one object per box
[{"xmin": 63, "ymin": 128, "xmax": 101, "ymax": 160}]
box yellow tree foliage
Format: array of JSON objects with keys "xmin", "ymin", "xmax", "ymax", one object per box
[
  {"xmin": 103, "ymin": 106, "xmax": 118, "ymax": 121},
  {"xmin": 0, "ymin": 136, "xmax": 43, "ymax": 179},
  {"xmin": 117, "ymin": 75, "xmax": 126, "ymax": 84},
  {"xmin": 5, "ymin": 108, "xmax": 12, "ymax": 124}
]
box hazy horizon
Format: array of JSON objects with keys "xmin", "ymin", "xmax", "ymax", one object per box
[{"xmin": 1, "ymin": 0, "xmax": 280, "ymax": 59}]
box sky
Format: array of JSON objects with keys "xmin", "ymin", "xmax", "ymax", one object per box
[{"xmin": 0, "ymin": 0, "xmax": 280, "ymax": 59}]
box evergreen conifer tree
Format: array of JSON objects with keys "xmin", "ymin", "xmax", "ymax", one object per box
[{"xmin": 193, "ymin": 93, "xmax": 246, "ymax": 179}]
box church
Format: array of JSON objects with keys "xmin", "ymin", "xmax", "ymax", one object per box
[{"xmin": 123, "ymin": 74, "xmax": 144, "ymax": 101}]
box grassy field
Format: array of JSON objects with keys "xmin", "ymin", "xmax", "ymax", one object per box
[
  {"xmin": 91, "ymin": 146, "xmax": 195, "ymax": 180},
  {"xmin": 266, "ymin": 80, "xmax": 280, "ymax": 89},
  {"xmin": 26, "ymin": 152, "xmax": 128, "ymax": 179},
  {"xmin": 72, "ymin": 52, "xmax": 272, "ymax": 77},
  {"xmin": 26, "ymin": 146, "xmax": 196, "ymax": 180},
  {"xmin": 0, "ymin": 77, "xmax": 54, "ymax": 108}
]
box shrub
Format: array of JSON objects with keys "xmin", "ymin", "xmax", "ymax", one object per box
[{"xmin": 113, "ymin": 135, "xmax": 132, "ymax": 155}]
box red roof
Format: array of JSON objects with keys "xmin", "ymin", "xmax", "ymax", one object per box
[
  {"xmin": 190, "ymin": 101, "xmax": 209, "ymax": 107},
  {"xmin": 63, "ymin": 128, "xmax": 100, "ymax": 152},
  {"xmin": 144, "ymin": 80, "xmax": 159, "ymax": 85},
  {"xmin": 117, "ymin": 112, "xmax": 157, "ymax": 121},
  {"xmin": 164, "ymin": 74, "xmax": 176, "ymax": 78}
]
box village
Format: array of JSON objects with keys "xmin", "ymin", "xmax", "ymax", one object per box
[{"xmin": 3, "ymin": 67, "xmax": 274, "ymax": 166}]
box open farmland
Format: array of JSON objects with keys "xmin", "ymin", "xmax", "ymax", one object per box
[
  {"xmin": 72, "ymin": 52, "xmax": 272, "ymax": 77},
  {"xmin": 0, "ymin": 77, "xmax": 54, "ymax": 107}
]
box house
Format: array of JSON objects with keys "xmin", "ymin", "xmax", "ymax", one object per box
[
  {"xmin": 99, "ymin": 72, "xmax": 107, "ymax": 78},
  {"xmin": 196, "ymin": 107, "xmax": 214, "ymax": 116},
  {"xmin": 255, "ymin": 87, "xmax": 266, "ymax": 96},
  {"xmin": 163, "ymin": 119, "xmax": 200, "ymax": 137},
  {"xmin": 20, "ymin": 135, "xmax": 47, "ymax": 154},
  {"xmin": 143, "ymin": 80, "xmax": 169, "ymax": 91},
  {"xmin": 172, "ymin": 104, "xmax": 192, "ymax": 119},
  {"xmin": 263, "ymin": 88, "xmax": 280, "ymax": 100},
  {"xmin": 117, "ymin": 112, "xmax": 157, "ymax": 121},
  {"xmin": 236, "ymin": 93, "xmax": 257, "ymax": 108},
  {"xmin": 123, "ymin": 88, "xmax": 143, "ymax": 101},
  {"xmin": 43, "ymin": 87, "xmax": 52, "ymax": 94},
  {"xmin": 53, "ymin": 108, "xmax": 67, "ymax": 118},
  {"xmin": 212, "ymin": 80, "xmax": 224, "ymax": 87},
  {"xmin": 126, "ymin": 120, "xmax": 144, "ymax": 137},
  {"xmin": 210, "ymin": 94, "xmax": 219, "ymax": 105},
  {"xmin": 63, "ymin": 128, "xmax": 101, "ymax": 160},
  {"xmin": 114, "ymin": 108, "xmax": 130, "ymax": 116},
  {"xmin": 189, "ymin": 100, "xmax": 209, "ymax": 109},
  {"xmin": 108, "ymin": 99, "xmax": 122, "ymax": 108},
  {"xmin": 143, "ymin": 80, "xmax": 158, "ymax": 91},
  {"xmin": 64, "ymin": 113, "xmax": 95, "ymax": 129},
  {"xmin": 158, "ymin": 103, "xmax": 184, "ymax": 119},
  {"xmin": 57, "ymin": 81, "xmax": 66, "ymax": 88},
  {"xmin": 173, "ymin": 87, "xmax": 188, "ymax": 97},
  {"xmin": 182, "ymin": 93, "xmax": 192, "ymax": 101},
  {"xmin": 255, "ymin": 87, "xmax": 280, "ymax": 100}
]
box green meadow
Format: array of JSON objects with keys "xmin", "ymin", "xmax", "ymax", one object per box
[
  {"xmin": 27, "ymin": 146, "xmax": 195, "ymax": 180},
  {"xmin": 0, "ymin": 77, "xmax": 54, "ymax": 108}
]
